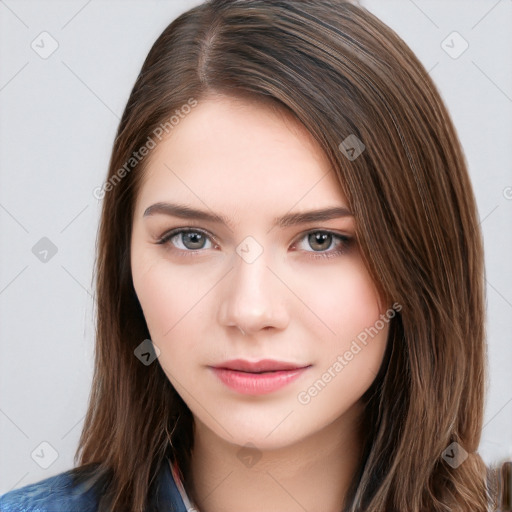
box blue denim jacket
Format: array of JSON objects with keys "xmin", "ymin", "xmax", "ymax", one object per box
[{"xmin": 0, "ymin": 459, "xmax": 187, "ymax": 512}]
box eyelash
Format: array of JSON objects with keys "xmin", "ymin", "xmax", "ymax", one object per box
[{"xmin": 155, "ymin": 227, "xmax": 352, "ymax": 260}]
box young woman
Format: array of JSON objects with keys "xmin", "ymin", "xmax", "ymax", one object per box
[{"xmin": 0, "ymin": 0, "xmax": 494, "ymax": 510}]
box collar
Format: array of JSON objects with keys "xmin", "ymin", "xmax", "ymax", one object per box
[
  {"xmin": 148, "ymin": 457, "xmax": 196, "ymax": 512},
  {"xmin": 169, "ymin": 459, "xmax": 200, "ymax": 511}
]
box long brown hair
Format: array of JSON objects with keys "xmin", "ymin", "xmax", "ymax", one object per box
[{"xmin": 73, "ymin": 1, "xmax": 492, "ymax": 510}]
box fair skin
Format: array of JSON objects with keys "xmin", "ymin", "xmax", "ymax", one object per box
[{"xmin": 131, "ymin": 94, "xmax": 390, "ymax": 512}]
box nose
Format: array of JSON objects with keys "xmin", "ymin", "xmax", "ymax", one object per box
[{"xmin": 218, "ymin": 245, "xmax": 290, "ymax": 336}]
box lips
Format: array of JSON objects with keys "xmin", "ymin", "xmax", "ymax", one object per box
[
  {"xmin": 210, "ymin": 359, "xmax": 311, "ymax": 395},
  {"xmin": 213, "ymin": 358, "xmax": 309, "ymax": 373}
]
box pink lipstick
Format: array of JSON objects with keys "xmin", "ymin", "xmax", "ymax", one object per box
[{"xmin": 210, "ymin": 359, "xmax": 311, "ymax": 395}]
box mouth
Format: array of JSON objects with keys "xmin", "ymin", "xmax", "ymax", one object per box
[
  {"xmin": 209, "ymin": 359, "xmax": 311, "ymax": 395},
  {"xmin": 214, "ymin": 358, "xmax": 310, "ymax": 373}
]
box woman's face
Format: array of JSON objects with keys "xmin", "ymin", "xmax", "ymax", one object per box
[{"xmin": 131, "ymin": 94, "xmax": 391, "ymax": 450}]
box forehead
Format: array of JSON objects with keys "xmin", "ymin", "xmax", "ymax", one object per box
[{"xmin": 135, "ymin": 95, "xmax": 347, "ymax": 216}]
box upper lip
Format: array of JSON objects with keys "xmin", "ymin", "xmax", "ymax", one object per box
[{"xmin": 213, "ymin": 359, "xmax": 310, "ymax": 373}]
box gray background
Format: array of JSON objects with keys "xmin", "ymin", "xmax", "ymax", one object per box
[{"xmin": 1, "ymin": 0, "xmax": 511, "ymax": 493}]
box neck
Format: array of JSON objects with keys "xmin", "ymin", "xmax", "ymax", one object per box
[{"xmin": 186, "ymin": 402, "xmax": 366, "ymax": 512}]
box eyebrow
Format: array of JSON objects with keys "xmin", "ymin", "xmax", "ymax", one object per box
[{"xmin": 143, "ymin": 202, "xmax": 353, "ymax": 229}]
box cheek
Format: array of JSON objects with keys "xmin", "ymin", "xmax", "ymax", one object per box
[
  {"xmin": 293, "ymin": 259, "xmax": 390, "ymax": 396},
  {"xmin": 132, "ymin": 255, "xmax": 203, "ymax": 339},
  {"xmin": 294, "ymin": 259, "xmax": 385, "ymax": 343},
  {"xmin": 131, "ymin": 255, "xmax": 215, "ymax": 380},
  {"xmin": 297, "ymin": 282, "xmax": 390, "ymax": 416}
]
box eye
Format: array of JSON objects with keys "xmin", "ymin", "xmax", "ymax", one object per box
[
  {"xmin": 156, "ymin": 228, "xmax": 352, "ymax": 260},
  {"xmin": 156, "ymin": 228, "xmax": 217, "ymax": 254},
  {"xmin": 292, "ymin": 230, "xmax": 352, "ymax": 259}
]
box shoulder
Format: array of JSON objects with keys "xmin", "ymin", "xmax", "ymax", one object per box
[{"xmin": 0, "ymin": 467, "xmax": 98, "ymax": 512}]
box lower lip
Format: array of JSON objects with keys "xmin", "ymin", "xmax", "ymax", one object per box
[{"xmin": 210, "ymin": 366, "xmax": 310, "ymax": 395}]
